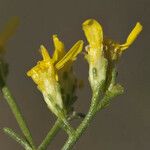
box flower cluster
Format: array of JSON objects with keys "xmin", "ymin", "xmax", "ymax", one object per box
[
  {"xmin": 0, "ymin": 17, "xmax": 143, "ymax": 150},
  {"xmin": 82, "ymin": 19, "xmax": 142, "ymax": 91},
  {"xmin": 27, "ymin": 19, "xmax": 142, "ymax": 118}
]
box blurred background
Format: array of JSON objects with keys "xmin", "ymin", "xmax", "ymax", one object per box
[{"xmin": 0, "ymin": 0, "xmax": 149, "ymax": 149}]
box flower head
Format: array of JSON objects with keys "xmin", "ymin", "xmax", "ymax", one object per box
[
  {"xmin": 83, "ymin": 19, "xmax": 142, "ymax": 62},
  {"xmin": 82, "ymin": 19, "xmax": 107, "ymax": 90},
  {"xmin": 82, "ymin": 19, "xmax": 142, "ymax": 90},
  {"xmin": 27, "ymin": 36, "xmax": 83, "ymax": 116}
]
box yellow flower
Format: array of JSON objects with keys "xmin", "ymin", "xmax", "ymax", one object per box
[
  {"xmin": 83, "ymin": 19, "xmax": 143, "ymax": 62},
  {"xmin": 0, "ymin": 17, "xmax": 19, "ymax": 52},
  {"xmin": 82, "ymin": 19, "xmax": 142, "ymax": 90},
  {"xmin": 27, "ymin": 35, "xmax": 83, "ymax": 116},
  {"xmin": 27, "ymin": 35, "xmax": 83, "ymax": 91},
  {"xmin": 82, "ymin": 19, "xmax": 107, "ymax": 90},
  {"xmin": 104, "ymin": 22, "xmax": 143, "ymax": 61}
]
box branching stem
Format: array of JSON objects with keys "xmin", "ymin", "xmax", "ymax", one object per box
[{"xmin": 62, "ymin": 86, "xmax": 101, "ymax": 150}]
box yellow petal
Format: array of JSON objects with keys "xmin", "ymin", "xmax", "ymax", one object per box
[
  {"xmin": 27, "ymin": 59, "xmax": 56, "ymax": 91},
  {"xmin": 52, "ymin": 34, "xmax": 65, "ymax": 63},
  {"xmin": 27, "ymin": 67, "xmax": 35, "ymax": 77},
  {"xmin": 40, "ymin": 45, "xmax": 51, "ymax": 61},
  {"xmin": 27, "ymin": 66, "xmax": 39, "ymax": 84},
  {"xmin": 55, "ymin": 40, "xmax": 83, "ymax": 70},
  {"xmin": 0, "ymin": 17, "xmax": 20, "ymax": 46},
  {"xmin": 121, "ymin": 22, "xmax": 143, "ymax": 50},
  {"xmin": 53, "ymin": 34, "xmax": 65, "ymax": 52},
  {"xmin": 82, "ymin": 19, "xmax": 103, "ymax": 49}
]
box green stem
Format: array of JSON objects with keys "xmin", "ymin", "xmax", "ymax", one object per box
[
  {"xmin": 97, "ymin": 85, "xmax": 124, "ymax": 111},
  {"xmin": 62, "ymin": 88, "xmax": 101, "ymax": 150},
  {"xmin": 2, "ymin": 86, "xmax": 36, "ymax": 149},
  {"xmin": 38, "ymin": 119, "xmax": 62, "ymax": 150},
  {"xmin": 3, "ymin": 127, "xmax": 32, "ymax": 150},
  {"xmin": 97, "ymin": 92, "xmax": 114, "ymax": 111},
  {"xmin": 38, "ymin": 113, "xmax": 85, "ymax": 150},
  {"xmin": 62, "ymin": 118, "xmax": 75, "ymax": 136}
]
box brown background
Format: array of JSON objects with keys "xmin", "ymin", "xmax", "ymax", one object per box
[{"xmin": 0, "ymin": 0, "xmax": 150, "ymax": 149}]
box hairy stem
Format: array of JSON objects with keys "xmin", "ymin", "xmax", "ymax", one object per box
[
  {"xmin": 2, "ymin": 86, "xmax": 35, "ymax": 149},
  {"xmin": 38, "ymin": 119, "xmax": 62, "ymax": 150},
  {"xmin": 62, "ymin": 87, "xmax": 101, "ymax": 150}
]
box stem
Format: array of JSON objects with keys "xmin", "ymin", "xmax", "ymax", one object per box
[
  {"xmin": 38, "ymin": 112, "xmax": 85, "ymax": 150},
  {"xmin": 97, "ymin": 92, "xmax": 113, "ymax": 111},
  {"xmin": 3, "ymin": 127, "xmax": 32, "ymax": 150},
  {"xmin": 97, "ymin": 85, "xmax": 124, "ymax": 111},
  {"xmin": 2, "ymin": 86, "xmax": 35, "ymax": 149},
  {"xmin": 38, "ymin": 119, "xmax": 62, "ymax": 150},
  {"xmin": 62, "ymin": 118, "xmax": 75, "ymax": 136},
  {"xmin": 62, "ymin": 88, "xmax": 101, "ymax": 150}
]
